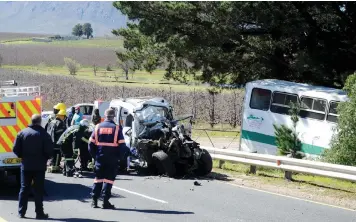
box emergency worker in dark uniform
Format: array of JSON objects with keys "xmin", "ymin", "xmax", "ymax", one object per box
[
  {"xmin": 75, "ymin": 120, "xmax": 92, "ymax": 172},
  {"xmin": 60, "ymin": 119, "xmax": 92, "ymax": 177},
  {"xmin": 47, "ymin": 109, "xmax": 67, "ymax": 173},
  {"xmin": 59, "ymin": 126, "xmax": 76, "ymax": 177},
  {"xmin": 45, "ymin": 103, "xmax": 67, "ymax": 131},
  {"xmin": 88, "ymin": 109, "xmax": 125, "ymax": 209}
]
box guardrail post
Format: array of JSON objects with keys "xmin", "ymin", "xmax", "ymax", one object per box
[
  {"xmin": 249, "ymin": 165, "xmax": 256, "ymax": 174},
  {"xmin": 284, "ymin": 171, "xmax": 293, "ymax": 181},
  {"xmin": 249, "ymin": 151, "xmax": 257, "ymax": 174},
  {"xmin": 218, "ymin": 160, "xmax": 225, "ymax": 168}
]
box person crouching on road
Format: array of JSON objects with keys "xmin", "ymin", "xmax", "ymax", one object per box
[
  {"xmin": 60, "ymin": 119, "xmax": 92, "ymax": 177},
  {"xmin": 76, "ymin": 119, "xmax": 92, "ymax": 172},
  {"xmin": 47, "ymin": 109, "xmax": 67, "ymax": 173},
  {"xmin": 13, "ymin": 114, "xmax": 53, "ymax": 219},
  {"xmin": 88, "ymin": 108, "xmax": 126, "ymax": 209}
]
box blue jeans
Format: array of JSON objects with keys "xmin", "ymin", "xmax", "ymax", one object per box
[{"xmin": 18, "ymin": 170, "xmax": 45, "ymax": 215}]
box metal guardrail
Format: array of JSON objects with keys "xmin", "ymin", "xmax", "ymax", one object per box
[{"xmin": 202, "ymin": 146, "xmax": 356, "ymax": 182}]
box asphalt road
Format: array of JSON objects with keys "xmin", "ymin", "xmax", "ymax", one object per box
[{"xmin": 0, "ymin": 171, "xmax": 355, "ymax": 222}]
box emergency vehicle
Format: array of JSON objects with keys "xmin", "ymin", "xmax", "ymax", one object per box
[{"xmin": 0, "ymin": 80, "xmax": 42, "ymax": 182}]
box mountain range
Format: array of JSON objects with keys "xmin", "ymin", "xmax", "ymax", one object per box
[{"xmin": 0, "ymin": 1, "xmax": 128, "ymax": 36}]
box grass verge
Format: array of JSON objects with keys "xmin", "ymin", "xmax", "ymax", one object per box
[{"xmin": 211, "ymin": 159, "xmax": 356, "ymax": 210}]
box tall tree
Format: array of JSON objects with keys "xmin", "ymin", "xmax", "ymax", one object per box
[
  {"xmin": 82, "ymin": 23, "xmax": 93, "ymax": 39},
  {"xmin": 113, "ymin": 1, "xmax": 356, "ymax": 88},
  {"xmin": 72, "ymin": 24, "xmax": 83, "ymax": 37},
  {"xmin": 112, "ymin": 24, "xmax": 164, "ymax": 76}
]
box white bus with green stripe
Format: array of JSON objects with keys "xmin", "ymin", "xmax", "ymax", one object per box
[{"xmin": 239, "ymin": 79, "xmax": 348, "ymax": 159}]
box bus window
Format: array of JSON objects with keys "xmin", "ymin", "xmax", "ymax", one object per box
[
  {"xmin": 300, "ymin": 97, "xmax": 327, "ymax": 120},
  {"xmin": 249, "ymin": 88, "xmax": 271, "ymax": 111},
  {"xmin": 270, "ymin": 92, "xmax": 298, "ymax": 115},
  {"xmin": 327, "ymin": 101, "xmax": 340, "ymax": 123}
]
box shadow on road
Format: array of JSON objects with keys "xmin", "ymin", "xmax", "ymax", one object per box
[
  {"xmin": 0, "ymin": 177, "xmax": 126, "ymax": 203},
  {"xmin": 56, "ymin": 219, "xmax": 117, "ymax": 222},
  {"xmin": 125, "ymin": 170, "xmax": 234, "ymax": 182},
  {"xmin": 117, "ymin": 208, "xmax": 194, "ymax": 215},
  {"xmin": 81, "ymin": 172, "xmax": 133, "ymax": 181},
  {"xmin": 175, "ymin": 172, "xmax": 234, "ymax": 182},
  {"xmin": 45, "ymin": 180, "xmax": 126, "ymax": 203},
  {"xmin": 21, "ymin": 217, "xmax": 117, "ymax": 222}
]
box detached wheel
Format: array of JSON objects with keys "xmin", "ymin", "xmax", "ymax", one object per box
[
  {"xmin": 152, "ymin": 151, "xmax": 176, "ymax": 177},
  {"xmin": 194, "ymin": 149, "xmax": 213, "ymax": 176}
]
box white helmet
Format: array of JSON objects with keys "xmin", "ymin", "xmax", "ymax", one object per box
[{"xmin": 79, "ymin": 119, "xmax": 89, "ymax": 127}]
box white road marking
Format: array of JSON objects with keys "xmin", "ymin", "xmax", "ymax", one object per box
[
  {"xmin": 113, "ymin": 186, "xmax": 168, "ymax": 204},
  {"xmin": 220, "ymin": 181, "xmax": 356, "ymax": 212},
  {"xmin": 0, "ymin": 217, "xmax": 7, "ymax": 222}
]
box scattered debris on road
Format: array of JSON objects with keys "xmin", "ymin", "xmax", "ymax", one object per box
[{"xmin": 194, "ymin": 181, "xmax": 201, "ymax": 186}]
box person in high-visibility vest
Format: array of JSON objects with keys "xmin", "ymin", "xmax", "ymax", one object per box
[{"xmin": 88, "ymin": 108, "xmax": 126, "ymax": 209}]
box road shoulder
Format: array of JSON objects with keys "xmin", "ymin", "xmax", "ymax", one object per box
[{"xmin": 210, "ymin": 168, "xmax": 356, "ymax": 211}]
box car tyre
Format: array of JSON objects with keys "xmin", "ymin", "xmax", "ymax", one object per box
[
  {"xmin": 152, "ymin": 151, "xmax": 176, "ymax": 177},
  {"xmin": 194, "ymin": 149, "xmax": 213, "ymax": 176}
]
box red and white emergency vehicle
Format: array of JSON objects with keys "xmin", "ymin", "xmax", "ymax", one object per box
[{"xmin": 0, "ymin": 80, "xmax": 42, "ymax": 182}]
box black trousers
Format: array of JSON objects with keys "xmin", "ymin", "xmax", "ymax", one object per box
[
  {"xmin": 50, "ymin": 148, "xmax": 61, "ymax": 167},
  {"xmin": 63, "ymin": 154, "xmax": 75, "ymax": 175},
  {"xmin": 79, "ymin": 146, "xmax": 91, "ymax": 169},
  {"xmin": 18, "ymin": 170, "xmax": 46, "ymax": 215}
]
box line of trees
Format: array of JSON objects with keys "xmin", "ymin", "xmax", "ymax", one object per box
[
  {"xmin": 110, "ymin": 2, "xmax": 356, "ymax": 166},
  {"xmin": 72, "ymin": 23, "xmax": 93, "ymax": 39},
  {"xmin": 112, "ymin": 2, "xmax": 356, "ymax": 89}
]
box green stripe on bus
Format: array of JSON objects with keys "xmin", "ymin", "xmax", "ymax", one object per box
[{"xmin": 241, "ymin": 130, "xmax": 326, "ymax": 155}]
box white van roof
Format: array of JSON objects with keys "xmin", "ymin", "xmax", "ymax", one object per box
[
  {"xmin": 247, "ymin": 79, "xmax": 348, "ymax": 102},
  {"xmin": 109, "ymin": 96, "xmax": 171, "ymax": 113}
]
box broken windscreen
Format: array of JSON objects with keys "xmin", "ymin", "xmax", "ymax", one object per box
[{"xmin": 136, "ymin": 105, "xmax": 168, "ymax": 123}]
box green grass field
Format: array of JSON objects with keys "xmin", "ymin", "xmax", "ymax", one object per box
[
  {"xmin": 1, "ymin": 38, "xmax": 124, "ymax": 49},
  {"xmin": 3, "ymin": 65, "xmax": 214, "ymax": 92},
  {"xmin": 1, "ymin": 35, "xmax": 241, "ymax": 93}
]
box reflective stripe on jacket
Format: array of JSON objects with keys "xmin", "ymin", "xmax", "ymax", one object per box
[{"xmin": 88, "ymin": 120, "xmax": 125, "ymax": 166}]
